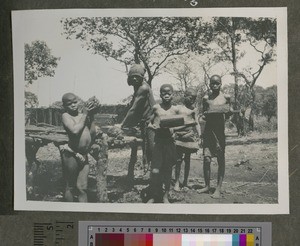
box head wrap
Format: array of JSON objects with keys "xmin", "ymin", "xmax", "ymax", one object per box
[{"xmin": 128, "ymin": 64, "xmax": 146, "ymax": 78}]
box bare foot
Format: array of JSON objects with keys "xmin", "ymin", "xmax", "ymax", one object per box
[
  {"xmin": 147, "ymin": 198, "xmax": 155, "ymax": 203},
  {"xmin": 163, "ymin": 197, "xmax": 170, "ymax": 204},
  {"xmin": 197, "ymin": 186, "xmax": 210, "ymax": 194},
  {"xmin": 174, "ymin": 182, "xmax": 181, "ymax": 192},
  {"xmin": 182, "ymin": 182, "xmax": 192, "ymax": 189},
  {"xmin": 211, "ymin": 189, "xmax": 222, "ymax": 199}
]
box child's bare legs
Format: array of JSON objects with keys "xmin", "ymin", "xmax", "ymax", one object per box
[
  {"xmin": 198, "ymin": 156, "xmax": 211, "ymax": 193},
  {"xmin": 62, "ymin": 152, "xmax": 89, "ymax": 202},
  {"xmin": 77, "ymin": 163, "xmax": 89, "ymax": 202},
  {"xmin": 174, "ymin": 151, "xmax": 183, "ymax": 191},
  {"xmin": 211, "ymin": 153, "xmax": 225, "ymax": 199},
  {"xmin": 162, "ymin": 164, "xmax": 172, "ymax": 203},
  {"xmin": 183, "ymin": 153, "xmax": 191, "ymax": 187},
  {"xmin": 147, "ymin": 168, "xmax": 161, "ymax": 203},
  {"xmin": 61, "ymin": 153, "xmax": 77, "ymax": 202}
]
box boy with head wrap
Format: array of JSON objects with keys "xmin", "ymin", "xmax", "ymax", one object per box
[{"xmin": 121, "ymin": 64, "xmax": 156, "ymax": 174}]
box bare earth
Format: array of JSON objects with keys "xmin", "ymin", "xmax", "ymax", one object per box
[{"xmin": 28, "ymin": 132, "xmax": 278, "ymax": 204}]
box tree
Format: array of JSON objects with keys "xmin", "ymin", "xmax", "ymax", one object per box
[
  {"xmin": 261, "ymin": 85, "xmax": 277, "ymax": 122},
  {"xmin": 62, "ymin": 17, "xmax": 209, "ymax": 86},
  {"xmin": 25, "ymin": 40, "xmax": 60, "ymax": 84},
  {"xmin": 210, "ymin": 17, "xmax": 276, "ymax": 132},
  {"xmin": 165, "ymin": 55, "xmax": 199, "ymax": 92},
  {"xmin": 25, "ymin": 91, "xmax": 39, "ymax": 108}
]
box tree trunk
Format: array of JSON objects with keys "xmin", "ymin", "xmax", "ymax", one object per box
[
  {"xmin": 147, "ymin": 75, "xmax": 153, "ymax": 87},
  {"xmin": 90, "ymin": 135, "xmax": 109, "ymax": 203},
  {"xmin": 249, "ymin": 87, "xmax": 256, "ymax": 131},
  {"xmin": 229, "ymin": 21, "xmax": 244, "ymax": 136}
]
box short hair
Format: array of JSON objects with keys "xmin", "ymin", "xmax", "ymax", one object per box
[
  {"xmin": 185, "ymin": 87, "xmax": 197, "ymax": 97},
  {"xmin": 160, "ymin": 84, "xmax": 174, "ymax": 93},
  {"xmin": 62, "ymin": 93, "xmax": 77, "ymax": 105},
  {"xmin": 210, "ymin": 75, "xmax": 222, "ymax": 83}
]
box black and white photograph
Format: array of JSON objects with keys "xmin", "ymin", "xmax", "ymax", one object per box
[{"xmin": 12, "ymin": 8, "xmax": 288, "ymax": 214}]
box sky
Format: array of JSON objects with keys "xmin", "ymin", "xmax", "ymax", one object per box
[{"xmin": 15, "ymin": 11, "xmax": 277, "ymax": 106}]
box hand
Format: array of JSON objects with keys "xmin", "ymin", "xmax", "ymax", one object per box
[
  {"xmin": 198, "ymin": 139, "xmax": 203, "ymax": 148},
  {"xmin": 114, "ymin": 124, "xmax": 122, "ymax": 129},
  {"xmin": 86, "ymin": 101, "xmax": 97, "ymax": 112},
  {"xmin": 82, "ymin": 106, "xmax": 88, "ymax": 115},
  {"xmin": 75, "ymin": 153, "xmax": 85, "ymax": 163}
]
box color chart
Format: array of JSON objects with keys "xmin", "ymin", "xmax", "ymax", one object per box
[{"xmin": 79, "ymin": 221, "xmax": 271, "ymax": 246}]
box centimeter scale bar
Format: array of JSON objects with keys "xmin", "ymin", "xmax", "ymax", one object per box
[
  {"xmin": 79, "ymin": 221, "xmax": 271, "ymax": 246},
  {"xmin": 94, "ymin": 233, "xmax": 253, "ymax": 246}
]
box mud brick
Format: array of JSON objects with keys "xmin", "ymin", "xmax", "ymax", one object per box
[
  {"xmin": 160, "ymin": 115, "xmax": 185, "ymax": 128},
  {"xmin": 206, "ymin": 104, "xmax": 230, "ymax": 114}
]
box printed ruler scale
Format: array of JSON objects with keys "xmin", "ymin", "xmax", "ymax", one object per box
[
  {"xmin": 79, "ymin": 221, "xmax": 271, "ymax": 246},
  {"xmin": 33, "ymin": 221, "xmax": 75, "ymax": 246}
]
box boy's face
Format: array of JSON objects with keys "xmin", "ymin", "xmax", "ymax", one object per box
[
  {"xmin": 184, "ymin": 92, "xmax": 197, "ymax": 106},
  {"xmin": 127, "ymin": 75, "xmax": 143, "ymax": 87},
  {"xmin": 63, "ymin": 95, "xmax": 78, "ymax": 113},
  {"xmin": 209, "ymin": 76, "xmax": 222, "ymax": 92},
  {"xmin": 160, "ymin": 86, "xmax": 173, "ymax": 103}
]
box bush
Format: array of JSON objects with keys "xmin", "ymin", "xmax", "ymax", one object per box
[{"xmin": 254, "ymin": 116, "xmax": 277, "ymax": 133}]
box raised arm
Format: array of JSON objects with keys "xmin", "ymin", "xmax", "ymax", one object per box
[
  {"xmin": 62, "ymin": 112, "xmax": 88, "ymax": 136},
  {"xmin": 62, "ymin": 102, "xmax": 95, "ymax": 135}
]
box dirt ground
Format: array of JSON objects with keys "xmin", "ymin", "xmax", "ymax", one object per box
[{"xmin": 28, "ymin": 132, "xmax": 278, "ymax": 204}]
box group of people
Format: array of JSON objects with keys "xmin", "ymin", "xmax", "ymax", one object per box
[{"xmin": 60, "ymin": 63, "xmax": 231, "ymax": 203}]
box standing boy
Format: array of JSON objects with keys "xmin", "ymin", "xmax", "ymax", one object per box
[
  {"xmin": 198, "ymin": 75, "xmax": 231, "ymax": 199},
  {"xmin": 60, "ymin": 93, "xmax": 97, "ymax": 202},
  {"xmin": 121, "ymin": 64, "xmax": 156, "ymax": 173},
  {"xmin": 173, "ymin": 87, "xmax": 201, "ymax": 191},
  {"xmin": 148, "ymin": 84, "xmax": 180, "ymax": 203}
]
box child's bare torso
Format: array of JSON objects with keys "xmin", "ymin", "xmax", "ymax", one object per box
[
  {"xmin": 153, "ymin": 104, "xmax": 180, "ymax": 129},
  {"xmin": 66, "ymin": 113, "xmax": 93, "ymax": 154},
  {"xmin": 207, "ymin": 92, "xmax": 227, "ymax": 108},
  {"xmin": 179, "ymin": 105, "xmax": 196, "ymax": 126}
]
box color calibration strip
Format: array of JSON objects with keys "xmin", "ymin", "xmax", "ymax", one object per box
[
  {"xmin": 94, "ymin": 233, "xmax": 255, "ymax": 246},
  {"xmin": 79, "ymin": 221, "xmax": 271, "ymax": 246}
]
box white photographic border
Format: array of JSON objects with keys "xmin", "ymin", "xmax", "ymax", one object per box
[{"xmin": 13, "ymin": 7, "xmax": 288, "ymax": 214}]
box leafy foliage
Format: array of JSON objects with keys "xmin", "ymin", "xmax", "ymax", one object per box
[
  {"xmin": 25, "ymin": 91, "xmax": 39, "ymax": 108},
  {"xmin": 25, "ymin": 41, "xmax": 60, "ymax": 84},
  {"xmin": 210, "ymin": 17, "xmax": 276, "ymax": 104},
  {"xmin": 62, "ymin": 17, "xmax": 210, "ymax": 86},
  {"xmin": 223, "ymin": 83, "xmax": 277, "ymax": 119},
  {"xmin": 260, "ymin": 85, "xmax": 277, "ymax": 121}
]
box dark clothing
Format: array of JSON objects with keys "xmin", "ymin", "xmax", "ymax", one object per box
[
  {"xmin": 175, "ymin": 126, "xmax": 199, "ymax": 154},
  {"xmin": 152, "ymin": 131, "xmax": 177, "ymax": 170},
  {"xmin": 202, "ymin": 114, "xmax": 225, "ymax": 157}
]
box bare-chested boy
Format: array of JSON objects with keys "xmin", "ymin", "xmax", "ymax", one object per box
[
  {"xmin": 147, "ymin": 84, "xmax": 180, "ymax": 203},
  {"xmin": 60, "ymin": 93, "xmax": 97, "ymax": 202},
  {"xmin": 173, "ymin": 87, "xmax": 201, "ymax": 191},
  {"xmin": 121, "ymin": 64, "xmax": 156, "ymax": 174},
  {"xmin": 198, "ymin": 75, "xmax": 231, "ymax": 199}
]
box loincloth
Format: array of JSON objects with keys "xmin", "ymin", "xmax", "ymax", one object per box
[
  {"xmin": 175, "ymin": 129, "xmax": 199, "ymax": 153},
  {"xmin": 202, "ymin": 128, "xmax": 225, "ymax": 158},
  {"xmin": 152, "ymin": 136, "xmax": 177, "ymax": 171}
]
